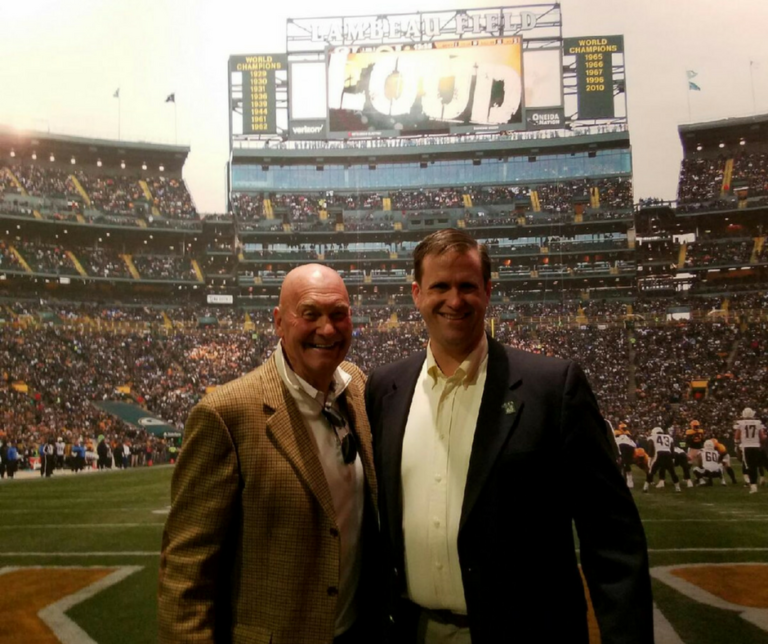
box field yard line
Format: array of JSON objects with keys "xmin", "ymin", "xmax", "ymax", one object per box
[
  {"xmin": 647, "ymin": 548, "xmax": 768, "ymax": 553},
  {"xmin": 654, "ymin": 604, "xmax": 685, "ymax": 644},
  {"xmin": 0, "ymin": 552, "xmax": 159, "ymax": 557},
  {"xmin": 0, "ymin": 524, "xmax": 164, "ymax": 528},
  {"xmin": 651, "ymin": 564, "xmax": 768, "ymax": 632},
  {"xmin": 643, "ymin": 518, "xmax": 768, "ymax": 522},
  {"xmin": 38, "ymin": 566, "xmax": 143, "ymax": 644}
]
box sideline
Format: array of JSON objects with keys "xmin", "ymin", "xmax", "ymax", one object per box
[{"xmin": 1, "ymin": 464, "xmax": 174, "ymax": 482}]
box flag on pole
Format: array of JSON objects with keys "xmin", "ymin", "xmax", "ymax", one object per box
[
  {"xmin": 686, "ymin": 70, "xmax": 698, "ymax": 79},
  {"xmin": 688, "ymin": 81, "xmax": 701, "ymax": 91},
  {"xmin": 165, "ymin": 93, "xmax": 175, "ymax": 103},
  {"xmin": 113, "ymin": 88, "xmax": 120, "ymax": 98}
]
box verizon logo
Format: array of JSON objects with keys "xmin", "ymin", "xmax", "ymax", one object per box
[{"xmin": 292, "ymin": 125, "xmax": 324, "ymax": 134}]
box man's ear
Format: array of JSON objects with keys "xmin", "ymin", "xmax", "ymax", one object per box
[
  {"xmin": 411, "ymin": 280, "xmax": 420, "ymax": 306},
  {"xmin": 273, "ymin": 306, "xmax": 283, "ymax": 338}
]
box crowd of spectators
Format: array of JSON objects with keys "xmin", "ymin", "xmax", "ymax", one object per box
[
  {"xmin": 677, "ymin": 156, "xmax": 724, "ymax": 205},
  {"xmin": 4, "ymin": 164, "xmax": 80, "ymax": 199},
  {"xmin": 145, "ymin": 176, "xmax": 197, "ymax": 219},
  {"xmin": 12, "ymin": 241, "xmax": 79, "ymax": 275},
  {"xmin": 0, "ymin": 166, "xmax": 197, "ymax": 221},
  {"xmin": 676, "ymin": 150, "xmax": 768, "ymax": 213},
  {"xmin": 3, "ymin": 306, "xmax": 766, "ymax": 472},
  {"xmin": 78, "ymin": 247, "xmax": 132, "ymax": 279},
  {"xmin": 132, "ymin": 254, "xmax": 199, "ymax": 281},
  {"xmin": 227, "ymin": 179, "xmax": 632, "ymax": 227},
  {"xmin": 685, "ymin": 240, "xmax": 754, "ymax": 268},
  {"xmin": 75, "ymin": 170, "xmax": 146, "ymax": 216},
  {"xmin": 731, "ymin": 151, "xmax": 768, "ymax": 196}
]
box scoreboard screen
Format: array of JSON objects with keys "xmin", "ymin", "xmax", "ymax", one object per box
[
  {"xmin": 327, "ymin": 38, "xmax": 524, "ymax": 136},
  {"xmin": 227, "ymin": 6, "xmax": 628, "ymax": 145}
]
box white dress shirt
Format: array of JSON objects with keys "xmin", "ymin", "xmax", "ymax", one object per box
[
  {"xmin": 274, "ymin": 344, "xmax": 365, "ymax": 636},
  {"xmin": 401, "ymin": 335, "xmax": 489, "ymax": 613}
]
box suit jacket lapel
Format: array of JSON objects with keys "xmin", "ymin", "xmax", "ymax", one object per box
[
  {"xmin": 460, "ymin": 337, "xmax": 523, "ymax": 532},
  {"xmin": 382, "ymin": 353, "xmax": 424, "ymax": 551},
  {"xmin": 261, "ymin": 356, "xmax": 337, "ymax": 524}
]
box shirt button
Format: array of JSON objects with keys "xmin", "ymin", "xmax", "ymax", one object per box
[
  {"xmin": 329, "ymin": 528, "xmax": 339, "ymax": 538},
  {"xmin": 438, "ymin": 434, "xmax": 445, "ymax": 441},
  {"xmin": 327, "ymin": 586, "xmax": 339, "ymax": 597},
  {"xmin": 433, "ymin": 518, "xmax": 441, "ymax": 528},
  {"xmin": 436, "ymin": 562, "xmax": 444, "ymax": 570},
  {"xmin": 434, "ymin": 475, "xmax": 442, "ymax": 483}
]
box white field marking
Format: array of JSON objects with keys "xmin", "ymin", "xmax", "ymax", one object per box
[
  {"xmin": 40, "ymin": 566, "xmax": 142, "ymax": 644},
  {"xmin": 0, "ymin": 566, "xmax": 143, "ymax": 644},
  {"xmin": 152, "ymin": 506, "xmax": 171, "ymax": 515},
  {"xmin": 0, "ymin": 552, "xmax": 159, "ymax": 557},
  {"xmin": 0, "ymin": 508, "xmax": 155, "ymax": 513},
  {"xmin": 651, "ymin": 563, "xmax": 768, "ymax": 632},
  {"xmin": 648, "ymin": 548, "xmax": 768, "ymax": 553},
  {"xmin": 643, "ymin": 518, "xmax": 768, "ymax": 522},
  {"xmin": 0, "ymin": 524, "xmax": 164, "ymax": 529},
  {"xmin": 653, "ymin": 603, "xmax": 686, "ymax": 644}
]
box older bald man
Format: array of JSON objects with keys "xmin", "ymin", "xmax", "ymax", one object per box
[{"xmin": 159, "ymin": 265, "xmax": 380, "ymax": 644}]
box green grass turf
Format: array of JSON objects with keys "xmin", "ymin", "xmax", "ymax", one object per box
[{"xmin": 1, "ymin": 464, "xmax": 766, "ymax": 643}]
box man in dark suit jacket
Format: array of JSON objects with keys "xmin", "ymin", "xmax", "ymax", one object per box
[{"xmin": 365, "ymin": 229, "xmax": 653, "ymax": 644}]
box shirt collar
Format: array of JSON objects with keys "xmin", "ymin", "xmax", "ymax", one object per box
[
  {"xmin": 274, "ymin": 342, "xmax": 352, "ymax": 405},
  {"xmin": 426, "ymin": 333, "xmax": 488, "ymax": 388}
]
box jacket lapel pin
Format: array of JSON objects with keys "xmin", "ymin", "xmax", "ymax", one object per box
[{"xmin": 502, "ymin": 400, "xmax": 516, "ymax": 415}]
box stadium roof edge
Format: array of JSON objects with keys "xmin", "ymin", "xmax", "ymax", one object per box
[
  {"xmin": 231, "ymin": 131, "xmax": 630, "ymax": 165},
  {"xmin": 0, "ymin": 124, "xmax": 190, "ymax": 155},
  {"xmin": 678, "ymin": 112, "xmax": 768, "ymax": 133}
]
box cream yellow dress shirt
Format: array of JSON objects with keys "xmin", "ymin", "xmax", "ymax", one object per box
[{"xmin": 401, "ymin": 335, "xmax": 489, "ymax": 613}]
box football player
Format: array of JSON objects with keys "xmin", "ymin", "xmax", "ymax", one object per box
[
  {"xmin": 672, "ymin": 444, "xmax": 694, "ymax": 488},
  {"xmin": 686, "ymin": 420, "xmax": 705, "ymax": 462},
  {"xmin": 711, "ymin": 439, "xmax": 737, "ymax": 485},
  {"xmin": 633, "ymin": 447, "xmax": 650, "ymax": 479},
  {"xmin": 644, "ymin": 427, "xmax": 681, "ymax": 492},
  {"xmin": 614, "ymin": 422, "xmax": 637, "ymax": 488},
  {"xmin": 734, "ymin": 408, "xmax": 766, "ymax": 494},
  {"xmin": 693, "ymin": 439, "xmax": 724, "ymax": 486}
]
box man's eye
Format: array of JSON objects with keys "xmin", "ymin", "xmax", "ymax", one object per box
[{"xmin": 303, "ymin": 312, "xmax": 319, "ymax": 321}]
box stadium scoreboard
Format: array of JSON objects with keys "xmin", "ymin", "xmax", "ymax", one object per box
[
  {"xmin": 228, "ymin": 5, "xmax": 627, "ymax": 144},
  {"xmin": 229, "ymin": 54, "xmax": 288, "ymax": 136},
  {"xmin": 563, "ymin": 36, "xmax": 624, "ymax": 120}
]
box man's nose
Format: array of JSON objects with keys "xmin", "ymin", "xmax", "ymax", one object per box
[
  {"xmin": 316, "ymin": 317, "xmax": 336, "ymax": 335},
  {"xmin": 445, "ymin": 289, "xmax": 463, "ymax": 308}
]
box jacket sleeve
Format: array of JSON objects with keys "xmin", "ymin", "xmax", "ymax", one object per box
[
  {"xmin": 158, "ymin": 401, "xmax": 241, "ymax": 643},
  {"xmin": 560, "ymin": 361, "xmax": 654, "ymax": 644}
]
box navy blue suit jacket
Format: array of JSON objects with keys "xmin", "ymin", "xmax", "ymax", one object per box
[{"xmin": 365, "ymin": 336, "xmax": 654, "ymax": 644}]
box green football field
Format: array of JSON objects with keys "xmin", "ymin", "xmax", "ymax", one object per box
[{"xmin": 1, "ymin": 465, "xmax": 766, "ymax": 643}]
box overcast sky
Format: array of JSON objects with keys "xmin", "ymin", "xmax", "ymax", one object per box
[{"xmin": 1, "ymin": 0, "xmax": 766, "ymax": 213}]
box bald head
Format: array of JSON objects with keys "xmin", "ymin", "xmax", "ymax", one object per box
[
  {"xmin": 278, "ymin": 264, "xmax": 348, "ymax": 310},
  {"xmin": 274, "ymin": 264, "xmax": 352, "ymax": 393}
]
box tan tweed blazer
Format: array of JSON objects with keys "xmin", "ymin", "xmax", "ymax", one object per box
[{"xmin": 158, "ymin": 354, "xmax": 378, "ymax": 644}]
